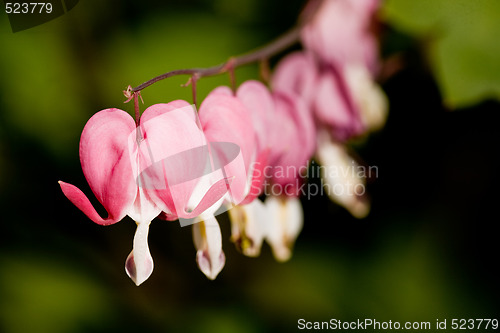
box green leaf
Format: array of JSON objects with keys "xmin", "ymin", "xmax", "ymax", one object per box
[{"xmin": 381, "ymin": 0, "xmax": 500, "ymax": 108}]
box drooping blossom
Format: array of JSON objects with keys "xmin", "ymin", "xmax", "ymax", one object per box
[
  {"xmin": 272, "ymin": 51, "xmax": 387, "ymax": 142},
  {"xmin": 296, "ymin": 0, "xmax": 386, "ymax": 134},
  {"xmin": 214, "ymin": 81, "xmax": 273, "ymax": 257},
  {"xmin": 273, "ymin": 53, "xmax": 379, "ymax": 217},
  {"xmin": 263, "ymin": 85, "xmax": 316, "ymax": 261},
  {"xmin": 214, "ymin": 80, "xmax": 315, "ymax": 261},
  {"xmin": 59, "ymin": 102, "xmax": 233, "ymax": 285},
  {"xmin": 234, "ymin": 81, "xmax": 316, "ymax": 260},
  {"xmin": 188, "ymin": 88, "xmax": 257, "ymax": 279},
  {"xmin": 266, "ymin": 89, "xmax": 316, "ymax": 193},
  {"xmin": 207, "ymin": 81, "xmax": 278, "ymax": 258},
  {"xmin": 301, "ymin": 0, "xmax": 380, "ymax": 73},
  {"xmin": 271, "ymin": 0, "xmax": 387, "ymax": 218}
]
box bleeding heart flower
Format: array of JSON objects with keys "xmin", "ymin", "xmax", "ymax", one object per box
[
  {"xmin": 272, "ymin": 51, "xmax": 363, "ymax": 141},
  {"xmin": 301, "ymin": 0, "xmax": 380, "ymax": 73},
  {"xmin": 279, "ymin": 0, "xmax": 386, "ymax": 142},
  {"xmin": 220, "ymin": 80, "xmax": 313, "ymax": 258},
  {"xmin": 271, "ymin": 51, "xmax": 318, "ymax": 107},
  {"xmin": 207, "ymin": 82, "xmax": 272, "ymax": 257},
  {"xmin": 170, "ymin": 88, "xmax": 258, "ymax": 279},
  {"xmin": 241, "ymin": 80, "xmax": 315, "ymax": 260},
  {"xmin": 272, "ymin": 52, "xmax": 381, "ymax": 218},
  {"xmin": 199, "ymin": 88, "xmax": 256, "ymax": 205},
  {"xmin": 59, "ymin": 102, "xmax": 231, "ymax": 285},
  {"xmin": 233, "ymin": 80, "xmax": 274, "ymax": 202},
  {"xmin": 256, "ymin": 90, "xmax": 311, "ymax": 260},
  {"xmin": 267, "ymin": 90, "xmax": 316, "ymax": 194},
  {"xmin": 274, "ymin": 51, "xmax": 388, "ymax": 138}
]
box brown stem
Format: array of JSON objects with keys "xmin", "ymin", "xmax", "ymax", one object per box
[
  {"xmin": 191, "ymin": 75, "xmax": 198, "ymax": 107},
  {"xmin": 228, "ymin": 58, "xmax": 237, "ymax": 94},
  {"xmin": 259, "ymin": 58, "xmax": 271, "ymax": 83},
  {"xmin": 130, "ymin": 26, "xmax": 301, "ymax": 94},
  {"xmin": 134, "ymin": 94, "xmax": 140, "ymax": 126}
]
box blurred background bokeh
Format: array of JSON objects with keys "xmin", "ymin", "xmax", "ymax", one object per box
[{"xmin": 0, "ymin": 0, "xmax": 498, "ymax": 332}]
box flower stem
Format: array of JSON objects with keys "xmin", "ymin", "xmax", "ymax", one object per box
[
  {"xmin": 191, "ymin": 75, "xmax": 198, "ymax": 107},
  {"xmin": 134, "ymin": 92, "xmax": 140, "ymax": 126},
  {"xmin": 129, "ymin": 26, "xmax": 301, "ymax": 94}
]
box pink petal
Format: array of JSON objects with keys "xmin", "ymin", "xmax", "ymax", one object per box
[
  {"xmin": 256, "ymin": 90, "xmax": 316, "ymax": 196},
  {"xmin": 199, "ymin": 91, "xmax": 255, "ymax": 171},
  {"xmin": 235, "ymin": 80, "xmax": 274, "ymax": 151},
  {"xmin": 177, "ymin": 176, "xmax": 232, "ymax": 219},
  {"xmin": 61, "ymin": 108, "xmax": 138, "ymax": 225},
  {"xmin": 135, "ymin": 102, "xmax": 209, "ymax": 218},
  {"xmin": 265, "ymin": 96, "xmax": 296, "ymax": 167},
  {"xmin": 139, "ymin": 100, "xmax": 195, "ymax": 123},
  {"xmin": 314, "ymin": 68, "xmax": 365, "ymax": 141},
  {"xmin": 59, "ymin": 181, "xmax": 125, "ymax": 225},
  {"xmin": 209, "ymin": 86, "xmax": 233, "ymax": 96},
  {"xmin": 240, "ymin": 148, "xmax": 269, "ymax": 205},
  {"xmin": 271, "ymin": 52, "xmax": 318, "ymax": 106},
  {"xmin": 199, "ymin": 91, "xmax": 256, "ymax": 204},
  {"xmin": 276, "ymin": 91, "xmax": 316, "ymax": 162},
  {"xmin": 301, "ymin": 0, "xmax": 379, "ymax": 72},
  {"xmin": 269, "ymin": 91, "xmax": 316, "ymax": 185}
]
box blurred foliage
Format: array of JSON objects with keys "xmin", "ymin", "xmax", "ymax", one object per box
[
  {"xmin": 0, "ymin": 255, "xmax": 112, "ymax": 333},
  {"xmin": 0, "ymin": 0, "xmax": 499, "ymax": 332},
  {"xmin": 0, "ymin": 22, "xmax": 88, "ymax": 157},
  {"xmin": 381, "ymin": 0, "xmax": 500, "ymax": 109}
]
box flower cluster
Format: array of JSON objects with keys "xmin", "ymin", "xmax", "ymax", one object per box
[
  {"xmin": 274, "ymin": 0, "xmax": 388, "ymax": 217},
  {"xmin": 59, "ymin": 0, "xmax": 388, "ymax": 285}
]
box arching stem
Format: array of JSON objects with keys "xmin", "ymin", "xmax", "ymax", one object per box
[{"xmin": 127, "ymin": 26, "xmax": 301, "ymax": 95}]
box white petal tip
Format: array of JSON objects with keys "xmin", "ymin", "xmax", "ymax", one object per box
[
  {"xmin": 125, "ymin": 251, "xmax": 154, "ymax": 286},
  {"xmin": 196, "ymin": 250, "xmax": 225, "ymax": 280},
  {"xmin": 274, "ymin": 251, "xmax": 292, "ymax": 262},
  {"xmin": 347, "ymin": 199, "xmax": 370, "ymax": 219},
  {"xmin": 231, "ymin": 235, "xmax": 262, "ymax": 257},
  {"xmin": 243, "ymin": 247, "xmax": 261, "ymax": 258},
  {"xmin": 228, "ymin": 202, "xmax": 266, "ymax": 258}
]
